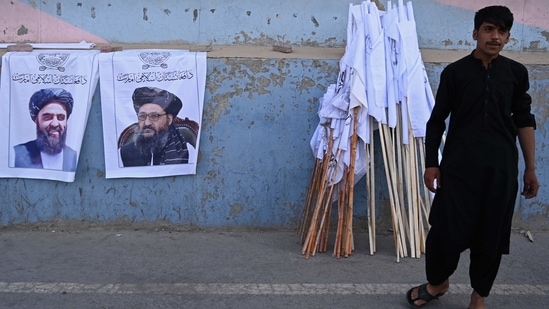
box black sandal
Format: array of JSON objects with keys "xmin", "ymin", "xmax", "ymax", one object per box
[{"xmin": 406, "ymin": 283, "xmax": 445, "ymax": 308}]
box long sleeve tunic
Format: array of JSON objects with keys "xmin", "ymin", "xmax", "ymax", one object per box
[{"xmin": 424, "ymin": 52, "xmax": 536, "ymax": 255}]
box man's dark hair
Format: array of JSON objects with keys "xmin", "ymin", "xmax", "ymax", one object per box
[{"xmin": 474, "ymin": 5, "xmax": 514, "ymax": 31}]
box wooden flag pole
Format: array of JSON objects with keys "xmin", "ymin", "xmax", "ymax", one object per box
[
  {"xmin": 301, "ymin": 128, "xmax": 336, "ymax": 258},
  {"xmin": 407, "ymin": 125, "xmax": 421, "ymax": 258},
  {"xmin": 378, "ymin": 123, "xmax": 403, "ymax": 261},
  {"xmin": 344, "ymin": 107, "xmax": 359, "ymax": 257},
  {"xmin": 367, "ymin": 118, "xmax": 376, "ymax": 255},
  {"xmin": 298, "ymin": 157, "xmax": 322, "ymax": 243},
  {"xmin": 334, "ymin": 177, "xmax": 346, "ymax": 258},
  {"xmin": 390, "ymin": 124, "xmax": 408, "ymax": 259}
]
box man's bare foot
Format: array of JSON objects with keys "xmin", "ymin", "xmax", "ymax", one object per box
[
  {"xmin": 408, "ymin": 279, "xmax": 449, "ymax": 307},
  {"xmin": 468, "ymin": 290, "xmax": 486, "ymax": 309}
]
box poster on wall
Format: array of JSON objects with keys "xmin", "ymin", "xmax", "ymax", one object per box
[
  {"xmin": 99, "ymin": 50, "xmax": 206, "ymax": 178},
  {"xmin": 0, "ymin": 50, "xmax": 100, "ymax": 182}
]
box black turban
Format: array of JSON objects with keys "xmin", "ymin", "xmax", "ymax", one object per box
[
  {"xmin": 29, "ymin": 88, "xmax": 74, "ymax": 122},
  {"xmin": 132, "ymin": 87, "xmax": 183, "ymax": 116}
]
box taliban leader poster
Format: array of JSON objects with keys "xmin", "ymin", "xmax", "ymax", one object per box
[
  {"xmin": 99, "ymin": 50, "xmax": 206, "ymax": 178},
  {"xmin": 0, "ymin": 50, "xmax": 100, "ymax": 182}
]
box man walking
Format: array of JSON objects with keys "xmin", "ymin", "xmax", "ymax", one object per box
[{"xmin": 406, "ymin": 5, "xmax": 539, "ymax": 309}]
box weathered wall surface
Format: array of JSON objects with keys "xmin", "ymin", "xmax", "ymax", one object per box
[
  {"xmin": 0, "ymin": 58, "xmax": 339, "ymax": 227},
  {"xmin": 2, "ymin": 0, "xmax": 548, "ymax": 51},
  {"xmin": 0, "ymin": 0, "xmax": 548, "ymax": 228}
]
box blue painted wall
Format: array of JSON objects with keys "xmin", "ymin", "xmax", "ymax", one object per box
[
  {"xmin": 9, "ymin": 0, "xmax": 548, "ymax": 51},
  {"xmin": 1, "ymin": 58, "xmax": 547, "ymax": 228},
  {"xmin": 0, "ymin": 58, "xmax": 340, "ymax": 227},
  {"xmin": 1, "ymin": 0, "xmax": 548, "ymax": 228}
]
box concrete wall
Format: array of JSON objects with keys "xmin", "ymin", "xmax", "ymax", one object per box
[
  {"xmin": 0, "ymin": 0, "xmax": 548, "ymax": 228},
  {"xmin": 2, "ymin": 0, "xmax": 548, "ymax": 51}
]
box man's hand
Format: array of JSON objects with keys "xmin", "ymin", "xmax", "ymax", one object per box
[
  {"xmin": 521, "ymin": 169, "xmax": 539, "ymax": 199},
  {"xmin": 424, "ymin": 167, "xmax": 441, "ymax": 194}
]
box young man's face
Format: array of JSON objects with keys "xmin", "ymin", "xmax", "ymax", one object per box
[
  {"xmin": 473, "ymin": 22, "xmax": 510, "ymax": 58},
  {"xmin": 35, "ymin": 102, "xmax": 68, "ymax": 153},
  {"xmin": 137, "ymin": 103, "xmax": 173, "ymax": 138}
]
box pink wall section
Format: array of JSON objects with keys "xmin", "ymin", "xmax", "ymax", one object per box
[
  {"xmin": 0, "ymin": 1, "xmax": 108, "ymax": 44},
  {"xmin": 435, "ymin": 0, "xmax": 549, "ymax": 30}
]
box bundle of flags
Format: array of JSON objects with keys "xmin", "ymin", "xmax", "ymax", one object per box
[{"xmin": 299, "ymin": 0, "xmax": 436, "ymax": 261}]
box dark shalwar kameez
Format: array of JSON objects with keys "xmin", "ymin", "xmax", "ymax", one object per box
[{"xmin": 424, "ymin": 52, "xmax": 536, "ymax": 297}]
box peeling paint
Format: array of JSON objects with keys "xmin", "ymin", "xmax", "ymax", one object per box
[
  {"xmin": 193, "ymin": 9, "xmax": 198, "ymax": 22},
  {"xmin": 230, "ymin": 203, "xmax": 244, "ymax": 217},
  {"xmin": 298, "ymin": 76, "xmax": 316, "ymax": 94},
  {"xmin": 256, "ymin": 76, "xmax": 272, "ymax": 95},
  {"xmin": 311, "ymin": 16, "xmax": 319, "ymax": 28},
  {"xmin": 316, "ymin": 83, "xmax": 326, "ymax": 92},
  {"xmin": 443, "ymin": 39, "xmax": 453, "ymax": 46},
  {"xmin": 230, "ymin": 30, "xmax": 337, "ymax": 47},
  {"xmin": 529, "ymin": 41, "xmax": 541, "ymax": 50},
  {"xmin": 205, "ymin": 93, "xmax": 231, "ymax": 125},
  {"xmin": 541, "ymin": 31, "xmax": 549, "ymax": 42},
  {"xmin": 17, "ymin": 25, "xmax": 28, "ymax": 36},
  {"xmin": 310, "ymin": 59, "xmax": 339, "ymax": 76},
  {"xmin": 529, "ymin": 67, "xmax": 549, "ymax": 126},
  {"xmin": 269, "ymin": 72, "xmax": 285, "ymax": 88},
  {"xmin": 526, "ymin": 41, "xmax": 548, "ymax": 52},
  {"xmin": 56, "ymin": 3, "xmax": 61, "ymax": 16},
  {"xmin": 205, "ymin": 170, "xmax": 218, "ymax": 182},
  {"xmin": 299, "ymin": 37, "xmax": 339, "ymax": 47}
]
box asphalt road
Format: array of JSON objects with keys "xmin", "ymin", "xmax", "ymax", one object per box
[{"xmin": 1, "ymin": 224, "xmax": 548, "ymax": 309}]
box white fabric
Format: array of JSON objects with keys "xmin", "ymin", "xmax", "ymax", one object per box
[
  {"xmin": 41, "ymin": 151, "xmax": 64, "ymax": 170},
  {"xmin": 397, "ymin": 0, "xmax": 434, "ymax": 139},
  {"xmin": 307, "ymin": 0, "xmax": 434, "ymax": 186},
  {"xmin": 348, "ymin": 3, "xmax": 371, "ymax": 145},
  {"xmin": 364, "ymin": 2, "xmax": 387, "ymax": 123},
  {"xmin": 348, "ymin": 4, "xmax": 368, "ymax": 112},
  {"xmin": 99, "ymin": 50, "xmax": 206, "ymax": 179},
  {"xmin": 382, "ymin": 1, "xmax": 400, "ymax": 128},
  {"xmin": 0, "ymin": 49, "xmax": 100, "ymax": 182}
]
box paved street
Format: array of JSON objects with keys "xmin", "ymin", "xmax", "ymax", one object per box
[{"xmin": 1, "ymin": 224, "xmax": 548, "ymax": 308}]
